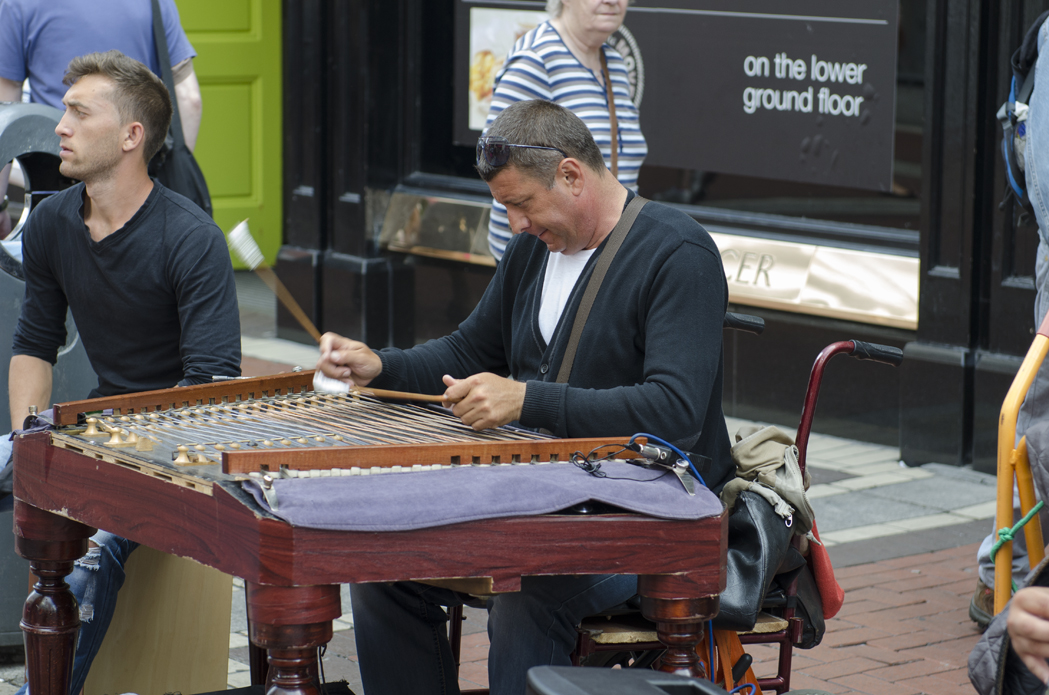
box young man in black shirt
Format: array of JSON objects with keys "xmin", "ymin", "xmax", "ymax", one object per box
[{"xmin": 7, "ymin": 51, "xmax": 239, "ymax": 695}]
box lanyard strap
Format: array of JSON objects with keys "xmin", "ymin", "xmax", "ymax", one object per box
[
  {"xmin": 556, "ymin": 195, "xmax": 648, "ymax": 383},
  {"xmin": 150, "ymin": 0, "xmax": 185, "ymax": 148},
  {"xmin": 600, "ymin": 49, "xmax": 619, "ymax": 178}
]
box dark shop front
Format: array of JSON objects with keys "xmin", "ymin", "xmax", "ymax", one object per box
[{"xmin": 278, "ymin": 0, "xmax": 1046, "ymax": 473}]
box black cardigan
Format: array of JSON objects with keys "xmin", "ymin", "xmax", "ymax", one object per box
[{"xmin": 375, "ymin": 197, "xmax": 734, "ymax": 490}]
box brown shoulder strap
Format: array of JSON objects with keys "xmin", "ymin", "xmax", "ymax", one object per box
[
  {"xmin": 600, "ymin": 50, "xmax": 618, "ymax": 178},
  {"xmin": 556, "ymin": 195, "xmax": 648, "ymax": 383}
]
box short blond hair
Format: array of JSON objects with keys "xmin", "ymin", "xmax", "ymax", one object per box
[{"xmin": 64, "ymin": 50, "xmax": 172, "ymax": 162}]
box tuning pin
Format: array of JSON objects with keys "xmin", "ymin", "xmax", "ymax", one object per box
[
  {"xmin": 135, "ymin": 437, "xmax": 154, "ymax": 452},
  {"xmin": 174, "ymin": 445, "xmax": 192, "ymax": 464},
  {"xmin": 124, "ymin": 430, "xmax": 139, "ymax": 445},
  {"xmin": 102, "ymin": 429, "xmax": 126, "ymax": 448},
  {"xmin": 83, "ymin": 417, "xmax": 103, "ymax": 437}
]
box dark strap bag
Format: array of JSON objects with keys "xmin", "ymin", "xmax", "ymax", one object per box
[
  {"xmin": 712, "ymin": 490, "xmax": 806, "ymax": 632},
  {"xmin": 147, "ymin": 0, "xmax": 213, "ymax": 217}
]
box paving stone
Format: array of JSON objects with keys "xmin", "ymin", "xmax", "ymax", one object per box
[
  {"xmin": 843, "ymin": 586, "xmax": 927, "ymax": 607},
  {"xmin": 835, "ymin": 563, "xmax": 890, "ymax": 578},
  {"xmin": 835, "ymin": 599, "xmax": 892, "ymax": 616},
  {"xmin": 458, "ymin": 660, "xmax": 489, "ymax": 688},
  {"xmin": 824, "ymin": 643, "xmax": 921, "ymax": 666},
  {"xmin": 818, "ymin": 626, "xmax": 893, "ymax": 648},
  {"xmin": 838, "ymin": 568, "xmax": 921, "ymax": 591},
  {"xmin": 808, "ymin": 465, "xmax": 858, "ymax": 484},
  {"xmin": 813, "ymin": 493, "xmax": 934, "ymax": 532},
  {"xmin": 783, "ymin": 672, "xmax": 853, "ymax": 694},
  {"xmin": 327, "ymin": 630, "xmax": 358, "ymax": 657},
  {"xmin": 894, "ymin": 673, "xmax": 974, "ymax": 695},
  {"xmin": 459, "ymin": 640, "xmax": 492, "ymax": 664},
  {"xmin": 902, "ymin": 587, "xmax": 981, "ymax": 606},
  {"xmin": 831, "ymin": 610, "xmax": 926, "ymax": 635},
  {"xmin": 900, "ymin": 615, "xmax": 982, "ymax": 640},
  {"xmin": 797, "ymin": 656, "xmax": 888, "ymax": 680},
  {"xmin": 780, "ymin": 652, "xmax": 823, "ymax": 671},
  {"xmin": 861, "ymin": 602, "xmax": 960, "ymax": 623},
  {"xmin": 905, "ymin": 638, "xmax": 982, "ymax": 669},
  {"xmin": 866, "ymin": 478, "xmax": 996, "ymax": 512},
  {"xmin": 863, "ymin": 657, "xmax": 956, "ymax": 681},
  {"xmin": 885, "ymin": 572, "xmax": 976, "ymax": 592},
  {"xmin": 937, "ymin": 665, "xmax": 977, "ymax": 686},
  {"xmin": 832, "ymin": 672, "xmax": 921, "ymax": 695},
  {"xmin": 866, "ymin": 629, "xmax": 958, "ymax": 651},
  {"xmin": 941, "ymin": 577, "xmax": 982, "ymax": 595},
  {"xmin": 228, "ymin": 671, "xmax": 252, "ymax": 688}
]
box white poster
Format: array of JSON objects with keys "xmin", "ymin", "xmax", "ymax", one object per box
[{"xmin": 467, "ymin": 8, "xmax": 547, "ymax": 131}]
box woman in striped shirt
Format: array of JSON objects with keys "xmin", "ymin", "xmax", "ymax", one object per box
[{"xmin": 484, "ymin": 0, "xmax": 648, "ymax": 260}]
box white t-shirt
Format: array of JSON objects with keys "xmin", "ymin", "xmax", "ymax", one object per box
[{"xmin": 538, "ymin": 248, "xmax": 596, "ymax": 345}]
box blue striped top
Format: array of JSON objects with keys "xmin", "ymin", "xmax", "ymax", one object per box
[{"xmin": 484, "ymin": 21, "xmax": 648, "ymax": 260}]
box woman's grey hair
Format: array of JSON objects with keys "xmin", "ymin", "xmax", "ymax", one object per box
[{"xmin": 476, "ymin": 100, "xmax": 607, "ymax": 185}]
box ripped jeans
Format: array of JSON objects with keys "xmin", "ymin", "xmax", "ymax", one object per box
[{"xmin": 17, "ymin": 531, "xmax": 138, "ymax": 695}]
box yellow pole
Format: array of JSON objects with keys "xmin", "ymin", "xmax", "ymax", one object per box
[
  {"xmin": 995, "ymin": 334, "xmax": 1049, "ymax": 614},
  {"xmin": 1016, "ymin": 436, "xmax": 1046, "ymax": 569}
]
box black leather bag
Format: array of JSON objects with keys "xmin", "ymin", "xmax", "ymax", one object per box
[
  {"xmin": 712, "ymin": 490, "xmax": 805, "ymax": 632},
  {"xmin": 149, "ymin": 135, "xmax": 212, "ymax": 217},
  {"xmin": 149, "ymin": 0, "xmax": 212, "ymax": 217}
]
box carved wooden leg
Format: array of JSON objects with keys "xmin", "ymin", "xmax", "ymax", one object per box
[
  {"xmin": 638, "ymin": 574, "xmax": 720, "ymax": 678},
  {"xmin": 13, "ymin": 501, "xmax": 94, "ymax": 695},
  {"xmin": 246, "ymin": 583, "xmax": 341, "ymax": 695}
]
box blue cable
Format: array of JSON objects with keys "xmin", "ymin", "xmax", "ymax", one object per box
[
  {"xmin": 630, "ymin": 432, "xmax": 706, "ymax": 488},
  {"xmin": 729, "ymin": 684, "xmax": 756, "ymax": 695},
  {"xmin": 707, "ymin": 620, "xmax": 715, "ymax": 682}
]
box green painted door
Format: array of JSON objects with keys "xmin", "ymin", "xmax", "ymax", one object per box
[{"xmin": 176, "ymin": 0, "xmax": 282, "ymax": 266}]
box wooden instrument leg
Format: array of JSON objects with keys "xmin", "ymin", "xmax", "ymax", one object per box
[
  {"xmin": 638, "ymin": 574, "xmax": 719, "ymax": 678},
  {"xmin": 246, "ymin": 583, "xmax": 342, "ymax": 695},
  {"xmin": 13, "ymin": 501, "xmax": 94, "ymax": 695}
]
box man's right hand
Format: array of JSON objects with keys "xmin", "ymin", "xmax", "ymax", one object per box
[
  {"xmin": 1007, "ymin": 586, "xmax": 1049, "ymax": 682},
  {"xmin": 317, "ymin": 332, "xmax": 383, "ymax": 387}
]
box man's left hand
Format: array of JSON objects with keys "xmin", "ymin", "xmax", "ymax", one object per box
[{"xmin": 442, "ymin": 373, "xmax": 525, "ymax": 431}]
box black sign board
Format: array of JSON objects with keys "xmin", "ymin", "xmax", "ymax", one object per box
[{"xmin": 454, "ymin": 0, "xmax": 899, "ymax": 192}]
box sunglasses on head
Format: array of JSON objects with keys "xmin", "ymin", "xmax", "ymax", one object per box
[{"xmin": 476, "ymin": 135, "xmax": 567, "ymax": 168}]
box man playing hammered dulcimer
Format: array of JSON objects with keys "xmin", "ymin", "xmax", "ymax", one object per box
[{"xmin": 315, "ymin": 99, "xmax": 733, "ymax": 695}]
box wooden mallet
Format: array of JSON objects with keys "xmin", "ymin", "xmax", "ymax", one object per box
[{"xmin": 226, "ymin": 220, "xmax": 444, "ymax": 403}]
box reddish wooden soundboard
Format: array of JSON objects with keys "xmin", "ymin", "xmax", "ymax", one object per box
[{"xmin": 13, "ymin": 373, "xmax": 727, "ymax": 695}]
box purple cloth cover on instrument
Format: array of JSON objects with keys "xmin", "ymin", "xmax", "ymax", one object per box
[{"xmin": 241, "ymin": 461, "xmax": 722, "ymax": 532}]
